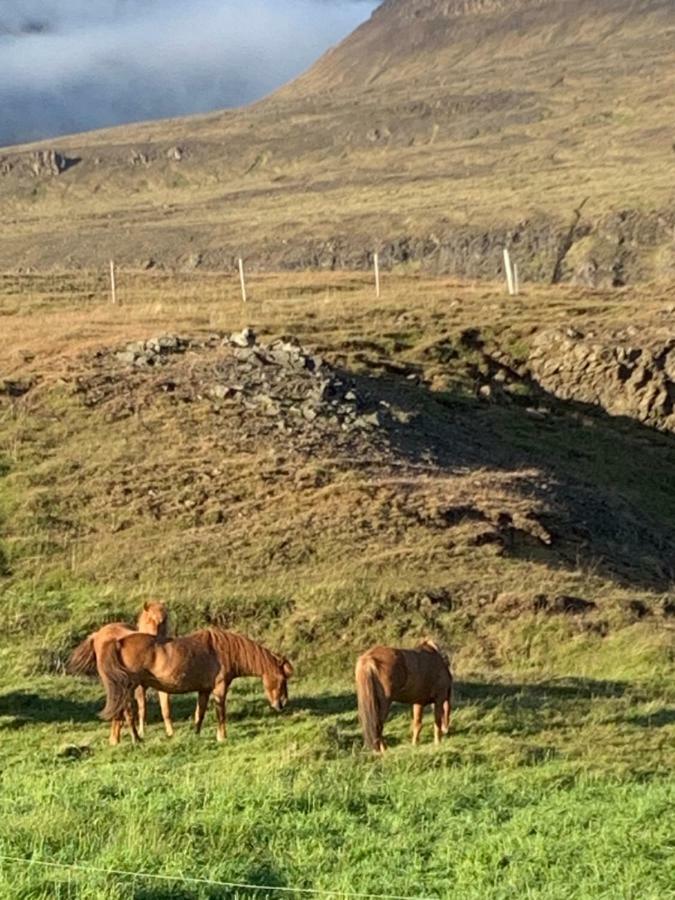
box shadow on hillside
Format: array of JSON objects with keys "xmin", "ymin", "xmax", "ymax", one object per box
[
  {"xmin": 345, "ymin": 358, "xmax": 675, "ymax": 592},
  {"xmin": 0, "ymin": 691, "xmax": 100, "ymax": 728}
]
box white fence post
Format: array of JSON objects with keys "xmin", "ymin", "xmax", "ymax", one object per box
[
  {"xmin": 503, "ymin": 248, "xmax": 515, "ymax": 296},
  {"xmin": 238, "ymin": 258, "xmax": 247, "ymax": 304},
  {"xmin": 109, "ymin": 259, "xmax": 117, "ymax": 305},
  {"xmin": 514, "ymin": 262, "xmax": 520, "ymax": 296}
]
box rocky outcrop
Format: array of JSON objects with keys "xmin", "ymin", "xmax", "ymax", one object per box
[
  {"xmin": 528, "ymin": 330, "xmax": 675, "ymax": 432},
  {"xmin": 0, "ymin": 149, "xmax": 78, "ymax": 178}
]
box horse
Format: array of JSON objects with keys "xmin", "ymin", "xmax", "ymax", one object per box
[
  {"xmin": 355, "ymin": 639, "xmax": 452, "ymax": 753},
  {"xmin": 68, "ymin": 601, "xmax": 173, "ymax": 744},
  {"xmin": 98, "ymin": 627, "xmax": 294, "ymax": 744}
]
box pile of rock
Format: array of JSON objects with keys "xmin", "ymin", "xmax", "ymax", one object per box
[
  {"xmin": 111, "ymin": 328, "xmax": 387, "ymax": 435},
  {"xmin": 528, "ymin": 329, "xmax": 675, "ymax": 432}
]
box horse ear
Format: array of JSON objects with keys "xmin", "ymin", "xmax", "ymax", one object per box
[
  {"xmin": 143, "ymin": 601, "xmax": 150, "ymax": 612},
  {"xmin": 281, "ymin": 659, "xmax": 294, "ymax": 678}
]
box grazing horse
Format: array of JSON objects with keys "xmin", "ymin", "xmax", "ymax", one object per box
[
  {"xmin": 355, "ymin": 639, "xmax": 452, "ymax": 753},
  {"xmin": 68, "ymin": 601, "xmax": 173, "ymax": 743},
  {"xmin": 99, "ymin": 627, "xmax": 293, "ymax": 743}
]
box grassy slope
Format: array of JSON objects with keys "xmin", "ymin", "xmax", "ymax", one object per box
[{"xmin": 0, "ymin": 271, "xmax": 674, "ymax": 898}]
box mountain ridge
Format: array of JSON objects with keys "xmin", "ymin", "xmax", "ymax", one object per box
[{"xmin": 1, "ymin": 0, "xmax": 674, "ymax": 284}]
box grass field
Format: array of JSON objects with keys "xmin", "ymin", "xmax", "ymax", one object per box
[{"xmin": 0, "ymin": 271, "xmax": 674, "ymax": 898}]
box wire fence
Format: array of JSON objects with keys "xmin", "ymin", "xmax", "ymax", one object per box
[{"xmin": 0, "ymin": 855, "xmax": 439, "ymax": 900}]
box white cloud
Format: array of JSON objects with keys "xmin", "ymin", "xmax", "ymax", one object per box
[{"xmin": 0, "ymin": 0, "xmax": 376, "ymax": 146}]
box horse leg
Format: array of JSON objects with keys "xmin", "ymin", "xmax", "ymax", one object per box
[
  {"xmin": 433, "ymin": 699, "xmax": 445, "ymax": 745},
  {"xmin": 135, "ymin": 686, "xmax": 146, "ymax": 739},
  {"xmin": 109, "ymin": 717, "xmax": 123, "ymax": 746},
  {"xmin": 212, "ymin": 689, "xmax": 228, "ymax": 743},
  {"xmin": 159, "ymin": 691, "xmax": 174, "ymax": 738},
  {"xmin": 125, "ymin": 699, "xmax": 142, "ymax": 745},
  {"xmin": 442, "ymin": 692, "xmax": 452, "ymax": 735},
  {"xmin": 412, "ymin": 703, "xmax": 424, "ymax": 746},
  {"xmin": 377, "ymin": 698, "xmax": 391, "ymax": 754},
  {"xmin": 194, "ymin": 691, "xmax": 209, "ymax": 735}
]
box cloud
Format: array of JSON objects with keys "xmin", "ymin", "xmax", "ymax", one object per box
[{"xmin": 0, "ymin": 0, "xmax": 376, "ymax": 147}]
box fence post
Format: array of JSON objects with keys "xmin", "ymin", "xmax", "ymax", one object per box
[
  {"xmin": 109, "ymin": 259, "xmax": 117, "ymax": 305},
  {"xmin": 514, "ymin": 262, "xmax": 520, "ymax": 296},
  {"xmin": 238, "ymin": 258, "xmax": 247, "ymax": 304},
  {"xmin": 374, "ymin": 252, "xmax": 381, "ymax": 299},
  {"xmin": 503, "ymin": 248, "xmax": 515, "ymax": 296}
]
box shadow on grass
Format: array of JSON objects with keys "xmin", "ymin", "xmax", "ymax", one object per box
[
  {"xmin": 133, "ymin": 864, "xmax": 288, "ymax": 899},
  {"xmin": 0, "ymin": 691, "xmax": 100, "ymax": 729}
]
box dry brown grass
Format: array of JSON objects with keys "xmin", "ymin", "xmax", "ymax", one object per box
[{"xmin": 1, "ymin": 270, "xmax": 673, "ymax": 683}]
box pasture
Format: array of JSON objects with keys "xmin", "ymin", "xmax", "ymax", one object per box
[{"xmin": 0, "ymin": 271, "xmax": 674, "ymax": 898}]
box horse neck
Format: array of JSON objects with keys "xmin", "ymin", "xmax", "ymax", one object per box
[
  {"xmin": 137, "ymin": 614, "xmax": 167, "ymax": 638},
  {"xmin": 213, "ymin": 631, "xmax": 277, "ymax": 679}
]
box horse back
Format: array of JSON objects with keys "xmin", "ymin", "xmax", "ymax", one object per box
[
  {"xmin": 362, "ymin": 645, "xmax": 451, "ymax": 705},
  {"xmin": 119, "ymin": 629, "xmax": 220, "ymax": 693}
]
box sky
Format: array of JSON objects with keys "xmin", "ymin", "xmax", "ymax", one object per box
[{"xmin": 0, "ymin": 0, "xmax": 377, "ymax": 148}]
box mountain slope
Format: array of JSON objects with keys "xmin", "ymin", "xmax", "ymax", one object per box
[{"xmin": 0, "ymin": 0, "xmax": 674, "ymax": 283}]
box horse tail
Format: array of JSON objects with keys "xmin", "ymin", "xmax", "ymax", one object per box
[
  {"xmin": 355, "ymin": 655, "xmax": 385, "ymax": 751},
  {"xmin": 67, "ymin": 635, "xmax": 98, "ymax": 676},
  {"xmin": 98, "ymin": 639, "xmax": 134, "ymax": 721}
]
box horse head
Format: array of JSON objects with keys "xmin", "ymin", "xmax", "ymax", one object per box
[
  {"xmin": 138, "ymin": 600, "xmax": 169, "ymax": 638},
  {"xmin": 418, "ymin": 638, "xmax": 450, "ymax": 667},
  {"xmin": 262, "ymin": 657, "xmax": 294, "ymax": 712}
]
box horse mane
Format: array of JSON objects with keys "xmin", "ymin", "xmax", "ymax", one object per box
[{"xmin": 207, "ymin": 628, "xmax": 282, "ymax": 675}]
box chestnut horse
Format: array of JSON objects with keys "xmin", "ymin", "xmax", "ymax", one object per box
[
  {"xmin": 355, "ymin": 639, "xmax": 452, "ymax": 752},
  {"xmin": 68, "ymin": 601, "xmax": 173, "ymax": 743},
  {"xmin": 99, "ymin": 627, "xmax": 293, "ymax": 743}
]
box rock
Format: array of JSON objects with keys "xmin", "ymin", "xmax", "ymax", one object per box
[
  {"xmin": 534, "ymin": 595, "xmax": 597, "ymax": 615},
  {"xmin": 230, "ymin": 327, "xmax": 256, "ymax": 348},
  {"xmin": 207, "ymin": 385, "xmax": 234, "ymax": 401},
  {"xmin": 115, "ymin": 351, "xmax": 138, "ymax": 366},
  {"xmin": 626, "ymin": 599, "xmax": 650, "ymax": 620}
]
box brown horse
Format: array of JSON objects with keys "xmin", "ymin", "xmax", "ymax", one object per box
[
  {"xmin": 99, "ymin": 627, "xmax": 293, "ymax": 743},
  {"xmin": 68, "ymin": 601, "xmax": 173, "ymax": 743},
  {"xmin": 355, "ymin": 639, "xmax": 452, "ymax": 753}
]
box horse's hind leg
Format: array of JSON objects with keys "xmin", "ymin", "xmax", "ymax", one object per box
[
  {"xmin": 433, "ymin": 699, "xmax": 445, "ymax": 745},
  {"xmin": 377, "ymin": 698, "xmax": 391, "ymax": 753},
  {"xmin": 159, "ymin": 691, "xmax": 174, "ymax": 738},
  {"xmin": 109, "ymin": 717, "xmax": 123, "ymax": 746},
  {"xmin": 135, "ymin": 686, "xmax": 146, "ymax": 738},
  {"xmin": 124, "ymin": 701, "xmax": 142, "ymax": 745},
  {"xmin": 412, "ymin": 703, "xmax": 424, "ymax": 746},
  {"xmin": 194, "ymin": 691, "xmax": 209, "ymax": 735},
  {"xmin": 442, "ymin": 693, "xmax": 452, "ymax": 735}
]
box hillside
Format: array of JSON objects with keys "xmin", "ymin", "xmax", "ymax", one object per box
[
  {"xmin": 1, "ymin": 0, "xmax": 674, "ymax": 283},
  {"xmin": 0, "ymin": 271, "xmax": 674, "ymax": 896}
]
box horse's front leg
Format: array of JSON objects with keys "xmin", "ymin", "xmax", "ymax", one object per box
[
  {"xmin": 194, "ymin": 691, "xmax": 209, "ymax": 735},
  {"xmin": 412, "ymin": 703, "xmax": 424, "ymax": 746},
  {"xmin": 135, "ymin": 686, "xmax": 146, "ymax": 739},
  {"xmin": 159, "ymin": 691, "xmax": 174, "ymax": 738},
  {"xmin": 212, "ymin": 682, "xmax": 228, "ymax": 743}
]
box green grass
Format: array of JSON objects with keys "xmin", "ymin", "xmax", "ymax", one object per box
[{"xmin": 1, "ymin": 674, "xmax": 674, "ymax": 900}]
